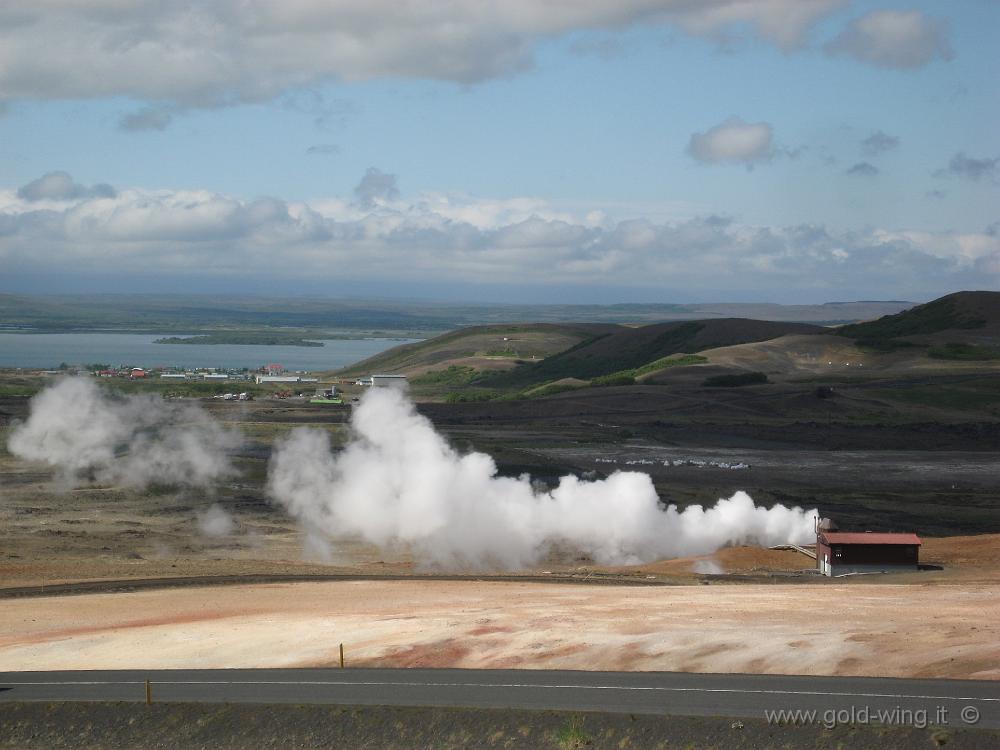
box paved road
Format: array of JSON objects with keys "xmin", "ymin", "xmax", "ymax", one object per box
[{"xmin": 2, "ymin": 669, "xmax": 997, "ymax": 728}]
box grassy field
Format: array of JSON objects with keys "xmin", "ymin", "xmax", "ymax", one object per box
[
  {"xmin": 874, "ymin": 379, "xmax": 1000, "ymax": 414},
  {"xmin": 337, "ymin": 324, "xmax": 610, "ymax": 389}
]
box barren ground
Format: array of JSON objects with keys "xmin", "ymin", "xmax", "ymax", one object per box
[
  {"xmin": 2, "ymin": 576, "xmax": 999, "ymax": 679},
  {"xmin": 3, "ymin": 384, "xmax": 999, "ymax": 685}
]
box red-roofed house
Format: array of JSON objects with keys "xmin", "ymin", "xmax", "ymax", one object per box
[{"xmin": 816, "ymin": 519, "xmax": 920, "ymax": 576}]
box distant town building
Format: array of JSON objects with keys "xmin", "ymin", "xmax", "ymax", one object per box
[
  {"xmin": 129, "ymin": 368, "xmax": 146, "ymax": 379},
  {"xmin": 263, "ymin": 363, "xmax": 285, "ymax": 376}
]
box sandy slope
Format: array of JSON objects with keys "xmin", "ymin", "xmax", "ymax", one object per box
[{"xmin": 2, "ymin": 579, "xmax": 998, "ymax": 679}]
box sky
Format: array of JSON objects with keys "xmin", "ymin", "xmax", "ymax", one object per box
[{"xmin": 0, "ymin": 0, "xmax": 997, "ymax": 304}]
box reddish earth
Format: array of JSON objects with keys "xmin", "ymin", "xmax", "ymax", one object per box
[{"xmin": 2, "ymin": 577, "xmax": 998, "ymax": 680}]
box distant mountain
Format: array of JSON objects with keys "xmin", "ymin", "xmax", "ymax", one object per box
[
  {"xmin": 0, "ymin": 293, "xmax": 913, "ymax": 332},
  {"xmin": 679, "ymin": 300, "xmax": 912, "ymax": 324}
]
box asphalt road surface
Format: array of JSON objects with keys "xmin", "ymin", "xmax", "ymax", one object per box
[{"xmin": 2, "ymin": 669, "xmax": 998, "ymax": 729}]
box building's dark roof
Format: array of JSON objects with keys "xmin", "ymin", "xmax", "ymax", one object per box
[{"xmin": 820, "ymin": 532, "xmax": 921, "ymax": 546}]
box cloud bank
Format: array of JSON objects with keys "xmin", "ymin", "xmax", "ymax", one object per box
[
  {"xmin": 0, "ymin": 1, "xmax": 845, "ymax": 109},
  {"xmin": 268, "ymin": 387, "xmax": 817, "ymax": 570},
  {"xmin": 1, "ymin": 170, "xmax": 996, "ymax": 299}
]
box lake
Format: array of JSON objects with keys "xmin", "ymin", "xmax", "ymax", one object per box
[{"xmin": 0, "ymin": 333, "xmax": 421, "ymax": 371}]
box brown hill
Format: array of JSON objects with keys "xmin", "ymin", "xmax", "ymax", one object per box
[{"xmin": 334, "ymin": 323, "xmax": 619, "ymax": 377}]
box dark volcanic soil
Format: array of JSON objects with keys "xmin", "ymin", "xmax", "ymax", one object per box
[
  {"xmin": 1, "ymin": 703, "xmax": 997, "ymax": 750},
  {"xmin": 416, "ymin": 378, "xmax": 1000, "ymax": 535}
]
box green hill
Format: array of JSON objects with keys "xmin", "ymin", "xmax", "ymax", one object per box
[
  {"xmin": 833, "ymin": 291, "xmax": 1000, "ymax": 357},
  {"xmin": 835, "ymin": 292, "xmax": 994, "ymax": 338},
  {"xmin": 478, "ymin": 318, "xmax": 822, "ymax": 389}
]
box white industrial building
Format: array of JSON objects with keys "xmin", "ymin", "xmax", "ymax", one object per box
[{"xmin": 371, "ymin": 374, "xmax": 408, "ymax": 389}]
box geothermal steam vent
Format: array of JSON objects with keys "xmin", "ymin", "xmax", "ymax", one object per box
[
  {"xmin": 8, "ymin": 376, "xmax": 241, "ymax": 489},
  {"xmin": 267, "ymin": 387, "xmax": 817, "ymax": 571}
]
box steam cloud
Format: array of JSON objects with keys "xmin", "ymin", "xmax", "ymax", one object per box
[
  {"xmin": 692, "ymin": 559, "xmax": 725, "ymax": 575},
  {"xmin": 197, "ymin": 503, "xmax": 236, "ymax": 537},
  {"xmin": 268, "ymin": 388, "xmax": 816, "ymax": 570},
  {"xmin": 8, "ymin": 377, "xmax": 241, "ymax": 489}
]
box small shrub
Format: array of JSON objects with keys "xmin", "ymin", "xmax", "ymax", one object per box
[
  {"xmin": 444, "ymin": 389, "xmax": 500, "ymax": 403},
  {"xmin": 703, "ymin": 371, "xmax": 769, "ymax": 387},
  {"xmin": 854, "ymin": 338, "xmax": 922, "ymax": 353},
  {"xmin": 411, "ymin": 365, "xmax": 479, "ymax": 386},
  {"xmin": 526, "ymin": 383, "xmax": 581, "ymax": 398},
  {"xmin": 634, "ymin": 353, "xmax": 707, "ymax": 376},
  {"xmin": 556, "ymin": 716, "xmax": 591, "ymax": 749},
  {"xmin": 590, "ymin": 373, "xmax": 635, "ymax": 387},
  {"xmin": 927, "ymin": 342, "xmax": 1000, "ymax": 361}
]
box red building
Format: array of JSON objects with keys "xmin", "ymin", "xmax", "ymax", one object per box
[{"xmin": 816, "ymin": 519, "xmax": 920, "ymax": 576}]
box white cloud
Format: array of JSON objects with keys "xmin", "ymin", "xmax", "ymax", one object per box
[
  {"xmin": 825, "ymin": 10, "xmax": 952, "ymax": 69},
  {"xmin": 687, "ymin": 117, "xmax": 774, "ymax": 167},
  {"xmin": 0, "ymin": 170, "xmax": 995, "ymax": 298},
  {"xmin": 0, "ymin": 2, "xmax": 845, "ymax": 109}
]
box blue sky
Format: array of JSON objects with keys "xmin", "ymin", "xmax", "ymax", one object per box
[{"xmin": 0, "ymin": 1, "xmax": 997, "ymax": 303}]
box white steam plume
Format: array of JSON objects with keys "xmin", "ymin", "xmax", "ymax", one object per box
[
  {"xmin": 692, "ymin": 559, "xmax": 725, "ymax": 575},
  {"xmin": 8, "ymin": 377, "xmax": 241, "ymax": 489},
  {"xmin": 197, "ymin": 503, "xmax": 236, "ymax": 537},
  {"xmin": 267, "ymin": 388, "xmax": 816, "ymax": 571}
]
